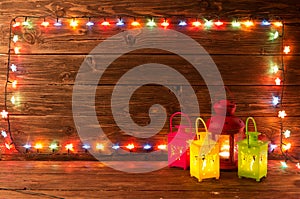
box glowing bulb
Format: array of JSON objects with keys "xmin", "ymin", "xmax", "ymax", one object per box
[
  {"xmin": 116, "ymin": 18, "xmax": 125, "ymax": 26},
  {"xmin": 282, "ymin": 143, "xmax": 291, "ymax": 151},
  {"xmin": 49, "ymin": 143, "xmax": 58, "ymax": 150},
  {"xmin": 261, "ymin": 20, "xmax": 271, "ymax": 26},
  {"xmin": 41, "ymin": 21, "xmax": 49, "ymax": 27},
  {"xmin": 86, "ymin": 21, "xmax": 94, "ymax": 26},
  {"xmin": 131, "ymin": 20, "xmax": 140, "ymax": 27},
  {"xmin": 11, "ymin": 96, "xmax": 16, "ymax": 105},
  {"xmin": 54, "ymin": 19, "xmax": 62, "ymax": 27},
  {"xmin": 14, "ymin": 47, "xmax": 21, "ymax": 54},
  {"xmin": 278, "ymin": 110, "xmax": 287, "ymax": 118},
  {"xmin": 10, "ymin": 64, "xmax": 17, "ymax": 72},
  {"xmin": 1, "ymin": 110, "xmax": 8, "ymax": 118},
  {"xmin": 214, "ymin": 20, "xmax": 224, "ymax": 26},
  {"xmin": 70, "ymin": 19, "xmax": 78, "ymax": 28},
  {"xmin": 96, "ymin": 143, "xmax": 104, "ymax": 150},
  {"xmin": 271, "ymin": 65, "xmax": 279, "ymax": 73},
  {"xmin": 157, "ymin": 144, "xmax": 167, "ymax": 150},
  {"xmin": 192, "ymin": 21, "xmax": 201, "ymax": 27},
  {"xmin": 12, "ymin": 35, "xmax": 19, "ymax": 43},
  {"xmin": 296, "ymin": 163, "xmax": 300, "ymax": 169},
  {"xmin": 178, "ymin": 20, "xmax": 187, "ymax": 26},
  {"xmin": 23, "ymin": 144, "xmax": 31, "ymax": 149},
  {"xmin": 126, "ymin": 143, "xmax": 135, "ymax": 150},
  {"xmin": 112, "ymin": 144, "xmax": 120, "ymax": 150},
  {"xmin": 281, "ymin": 161, "xmax": 288, "ymax": 168},
  {"xmin": 243, "ymin": 20, "xmax": 254, "ymax": 27},
  {"xmin": 272, "ymin": 96, "xmax": 280, "ymax": 106},
  {"xmin": 5, "ymin": 143, "xmax": 12, "ymax": 150},
  {"xmin": 269, "ymin": 144, "xmax": 277, "ymax": 152},
  {"xmin": 12, "ymin": 80, "xmax": 17, "ymax": 88},
  {"xmin": 65, "ymin": 143, "xmax": 74, "ymax": 151},
  {"xmin": 284, "ymin": 46, "xmax": 290, "ymax": 54},
  {"xmin": 22, "ymin": 21, "xmax": 30, "ymax": 26},
  {"xmin": 1, "ymin": 130, "xmax": 7, "ymax": 138},
  {"xmin": 82, "ymin": 144, "xmax": 91, "ymax": 149},
  {"xmin": 283, "ymin": 130, "xmax": 291, "ymax": 138},
  {"xmin": 273, "ymin": 21, "xmax": 283, "ymax": 27},
  {"xmin": 275, "ymin": 77, "xmax": 281, "ymax": 85},
  {"xmin": 204, "ymin": 19, "xmax": 213, "ymax": 28},
  {"xmin": 13, "ymin": 21, "xmax": 21, "ymax": 27},
  {"xmin": 232, "ymin": 20, "xmax": 241, "ymax": 27},
  {"xmin": 101, "ymin": 21, "xmax": 110, "ymax": 26},
  {"xmin": 34, "ymin": 143, "xmax": 43, "ymax": 149},
  {"xmin": 270, "ymin": 31, "xmax": 279, "ymax": 40},
  {"xmin": 161, "ymin": 20, "xmax": 169, "ymax": 28},
  {"xmin": 146, "ymin": 19, "xmax": 156, "ymax": 27},
  {"xmin": 143, "ymin": 144, "xmax": 152, "ymax": 150}
]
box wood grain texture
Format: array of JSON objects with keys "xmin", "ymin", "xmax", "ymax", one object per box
[
  {"xmin": 0, "ymin": 161, "xmax": 299, "ymax": 199},
  {"xmin": 0, "ymin": 0, "xmax": 299, "ymax": 160}
]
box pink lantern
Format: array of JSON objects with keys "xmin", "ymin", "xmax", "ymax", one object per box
[{"xmin": 168, "ymin": 112, "xmax": 195, "ymax": 170}]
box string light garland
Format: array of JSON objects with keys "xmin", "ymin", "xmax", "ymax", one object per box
[{"xmin": 1, "ymin": 15, "xmax": 298, "ymax": 168}]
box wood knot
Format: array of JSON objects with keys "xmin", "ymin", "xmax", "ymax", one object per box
[
  {"xmin": 23, "ymin": 32, "xmax": 35, "ymax": 44},
  {"xmin": 55, "ymin": 9, "xmax": 66, "ymax": 18},
  {"xmin": 60, "ymin": 72, "xmax": 72, "ymax": 82},
  {"xmin": 64, "ymin": 126, "xmax": 75, "ymax": 136}
]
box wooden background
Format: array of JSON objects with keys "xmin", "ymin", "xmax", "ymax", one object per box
[{"xmin": 0, "ymin": 0, "xmax": 299, "ymax": 159}]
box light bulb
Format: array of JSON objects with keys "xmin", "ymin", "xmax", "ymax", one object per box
[
  {"xmin": 112, "ymin": 144, "xmax": 120, "ymax": 150},
  {"xmin": 116, "ymin": 18, "xmax": 125, "ymax": 26},
  {"xmin": 10, "ymin": 64, "xmax": 17, "ymax": 72},
  {"xmin": 214, "ymin": 20, "xmax": 224, "ymax": 26},
  {"xmin": 12, "ymin": 35, "xmax": 19, "ymax": 43},
  {"xmin": 96, "ymin": 143, "xmax": 104, "ymax": 150},
  {"xmin": 261, "ymin": 20, "xmax": 271, "ymax": 26},
  {"xmin": 126, "ymin": 143, "xmax": 135, "ymax": 150},
  {"xmin": 14, "ymin": 47, "xmax": 21, "ymax": 54},
  {"xmin": 1, "ymin": 110, "xmax": 8, "ymax": 118},
  {"xmin": 147, "ymin": 19, "xmax": 156, "ymax": 27},
  {"xmin": 192, "ymin": 20, "xmax": 201, "ymax": 27},
  {"xmin": 161, "ymin": 19, "xmax": 169, "ymax": 28},
  {"xmin": 284, "ymin": 46, "xmax": 290, "ymax": 54},
  {"xmin": 143, "ymin": 144, "xmax": 152, "ymax": 150},
  {"xmin": 243, "ymin": 20, "xmax": 254, "ymax": 27},
  {"xmin": 273, "ymin": 21, "xmax": 283, "ymax": 27},
  {"xmin": 70, "ymin": 19, "xmax": 78, "ymax": 28},
  {"xmin": 278, "ymin": 110, "xmax": 287, "ymax": 118},
  {"xmin": 1, "ymin": 130, "xmax": 7, "ymax": 138},
  {"xmin": 86, "ymin": 21, "xmax": 94, "ymax": 27},
  {"xmin": 283, "ymin": 130, "xmax": 291, "ymax": 138},
  {"xmin": 204, "ymin": 19, "xmax": 213, "ymax": 28},
  {"xmin": 272, "ymin": 96, "xmax": 280, "ymax": 106},
  {"xmin": 41, "ymin": 20, "xmax": 49, "ymax": 27},
  {"xmin": 275, "ymin": 77, "xmax": 281, "ymax": 85},
  {"xmin": 232, "ymin": 20, "xmax": 241, "ymax": 27},
  {"xmin": 178, "ymin": 20, "xmax": 187, "ymax": 26}
]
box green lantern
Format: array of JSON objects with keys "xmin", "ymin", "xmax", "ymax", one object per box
[{"xmin": 237, "ymin": 117, "xmax": 268, "ymax": 181}]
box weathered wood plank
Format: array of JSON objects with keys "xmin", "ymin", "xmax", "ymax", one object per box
[
  {"xmin": 0, "ymin": 161, "xmax": 298, "ymax": 199},
  {"xmin": 5, "ymin": 55, "xmax": 300, "ymax": 85},
  {"xmin": 6, "ymin": 85, "xmax": 300, "ymax": 116}
]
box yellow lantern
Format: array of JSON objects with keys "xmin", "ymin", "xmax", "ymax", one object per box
[
  {"xmin": 237, "ymin": 117, "xmax": 268, "ymax": 181},
  {"xmin": 190, "ymin": 117, "xmax": 220, "ymax": 182}
]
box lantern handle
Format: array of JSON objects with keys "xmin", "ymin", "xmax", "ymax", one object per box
[
  {"xmin": 169, "ymin": 112, "xmax": 192, "ymax": 134},
  {"xmin": 245, "ymin": 117, "xmax": 257, "ymax": 146},
  {"xmin": 225, "ymin": 86, "xmax": 235, "ymax": 102},
  {"xmin": 195, "ymin": 117, "xmax": 210, "ymax": 145}
]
